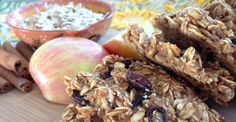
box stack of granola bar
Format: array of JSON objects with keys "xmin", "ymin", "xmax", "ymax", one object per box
[{"xmin": 60, "ymin": 0, "xmax": 236, "ymax": 121}]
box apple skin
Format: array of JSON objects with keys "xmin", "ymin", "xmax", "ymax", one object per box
[
  {"xmin": 29, "ymin": 37, "xmax": 108, "ymax": 105},
  {"xmin": 102, "ymin": 33, "xmax": 144, "ymax": 60}
]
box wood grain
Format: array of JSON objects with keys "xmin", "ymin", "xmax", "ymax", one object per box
[{"xmin": 0, "ymin": 85, "xmax": 65, "ymax": 122}]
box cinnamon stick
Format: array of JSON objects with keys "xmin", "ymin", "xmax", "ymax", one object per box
[
  {"xmin": 0, "ymin": 48, "xmax": 28, "ymax": 77},
  {"xmin": 2, "ymin": 42, "xmax": 31, "ymax": 79},
  {"xmin": 2, "ymin": 42, "xmax": 29, "ymax": 64},
  {"xmin": 0, "ymin": 66, "xmax": 32, "ymax": 92},
  {"xmin": 0, "ymin": 76, "xmax": 13, "ymax": 93},
  {"xmin": 16, "ymin": 41, "xmax": 34, "ymax": 61}
]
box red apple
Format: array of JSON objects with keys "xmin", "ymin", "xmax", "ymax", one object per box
[
  {"xmin": 102, "ymin": 33, "xmax": 144, "ymax": 60},
  {"xmin": 29, "ymin": 37, "xmax": 108, "ymax": 104}
]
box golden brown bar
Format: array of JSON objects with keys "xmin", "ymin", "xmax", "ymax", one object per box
[
  {"xmin": 61, "ymin": 55, "xmax": 223, "ymax": 122},
  {"xmin": 123, "ymin": 24, "xmax": 236, "ymax": 104},
  {"xmin": 152, "ymin": 6, "xmax": 236, "ymax": 80}
]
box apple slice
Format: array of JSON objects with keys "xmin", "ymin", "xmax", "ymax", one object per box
[{"xmin": 102, "ymin": 33, "xmax": 144, "ymax": 60}]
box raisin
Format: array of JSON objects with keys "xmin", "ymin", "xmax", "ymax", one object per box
[
  {"xmin": 102, "ymin": 65, "xmax": 113, "ymax": 79},
  {"xmin": 146, "ymin": 107, "xmax": 168, "ymax": 122},
  {"xmin": 132, "ymin": 95, "xmax": 148, "ymax": 109},
  {"xmin": 121, "ymin": 60, "xmax": 132, "ymax": 68},
  {"xmin": 72, "ymin": 90, "xmax": 90, "ymax": 106},
  {"xmin": 126, "ymin": 71, "xmax": 152, "ymax": 92},
  {"xmin": 102, "ymin": 71, "xmax": 111, "ymax": 79},
  {"xmin": 230, "ymin": 37, "xmax": 236, "ymax": 45}
]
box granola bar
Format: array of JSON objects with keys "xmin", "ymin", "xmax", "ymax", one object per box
[
  {"xmin": 225, "ymin": 0, "xmax": 236, "ymax": 9},
  {"xmin": 153, "ymin": 1, "xmax": 235, "ymax": 96},
  {"xmin": 123, "ymin": 24, "xmax": 236, "ymax": 104},
  {"xmin": 61, "ymin": 55, "xmax": 223, "ymax": 122},
  {"xmin": 205, "ymin": 0, "xmax": 236, "ymax": 35},
  {"xmin": 204, "ymin": 61, "xmax": 234, "ymax": 81},
  {"xmin": 205, "ymin": 0, "xmax": 236, "ymax": 77},
  {"xmin": 152, "ymin": 7, "xmax": 236, "ymax": 78}
]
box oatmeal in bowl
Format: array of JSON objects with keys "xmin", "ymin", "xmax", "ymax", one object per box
[
  {"xmin": 22, "ymin": 2, "xmax": 106, "ymax": 31},
  {"xmin": 7, "ymin": 0, "xmax": 113, "ymax": 47}
]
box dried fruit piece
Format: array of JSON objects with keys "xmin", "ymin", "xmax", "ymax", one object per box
[
  {"xmin": 146, "ymin": 107, "xmax": 168, "ymax": 122},
  {"xmin": 101, "ymin": 65, "xmax": 113, "ymax": 79},
  {"xmin": 132, "ymin": 95, "xmax": 148, "ymax": 109},
  {"xmin": 126, "ymin": 71, "xmax": 152, "ymax": 92},
  {"xmin": 122, "ymin": 60, "xmax": 133, "ymax": 68},
  {"xmin": 72, "ymin": 90, "xmax": 90, "ymax": 106},
  {"xmin": 230, "ymin": 37, "xmax": 236, "ymax": 45}
]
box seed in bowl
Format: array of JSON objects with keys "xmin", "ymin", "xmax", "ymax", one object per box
[{"xmin": 22, "ymin": 2, "xmax": 105, "ymax": 30}]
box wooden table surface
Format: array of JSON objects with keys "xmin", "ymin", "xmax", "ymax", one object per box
[
  {"xmin": 0, "ymin": 29, "xmax": 236, "ymax": 122},
  {"xmin": 0, "ymin": 85, "xmax": 65, "ymax": 122}
]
